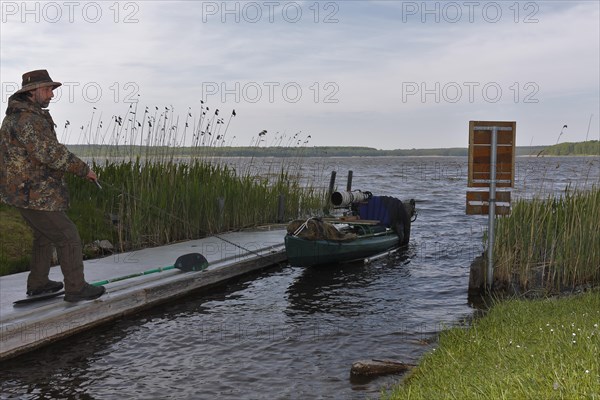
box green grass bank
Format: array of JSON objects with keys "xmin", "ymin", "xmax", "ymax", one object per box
[
  {"xmin": 0, "ymin": 205, "xmax": 33, "ymax": 275},
  {"xmin": 385, "ymin": 290, "xmax": 600, "ymax": 399}
]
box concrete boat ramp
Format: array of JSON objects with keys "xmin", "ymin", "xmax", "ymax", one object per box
[{"xmin": 0, "ymin": 227, "xmax": 287, "ymax": 361}]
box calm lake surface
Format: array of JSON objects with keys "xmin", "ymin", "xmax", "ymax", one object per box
[{"xmin": 2, "ymin": 156, "xmax": 598, "ymax": 399}]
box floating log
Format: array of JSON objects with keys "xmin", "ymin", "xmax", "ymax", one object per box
[{"xmin": 350, "ymin": 359, "xmax": 415, "ymax": 378}]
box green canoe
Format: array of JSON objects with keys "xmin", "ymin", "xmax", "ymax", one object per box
[
  {"xmin": 285, "ymin": 229, "xmax": 400, "ymax": 267},
  {"xmin": 285, "ymin": 195, "xmax": 416, "ymax": 267}
]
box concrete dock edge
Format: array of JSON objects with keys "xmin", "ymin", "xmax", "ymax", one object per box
[{"xmin": 0, "ymin": 229, "xmax": 287, "ymax": 361}]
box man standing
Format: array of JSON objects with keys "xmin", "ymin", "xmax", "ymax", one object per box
[{"xmin": 0, "ymin": 70, "xmax": 105, "ymax": 302}]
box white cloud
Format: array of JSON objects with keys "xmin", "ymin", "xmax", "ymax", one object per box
[{"xmin": 1, "ymin": 1, "xmax": 598, "ymax": 149}]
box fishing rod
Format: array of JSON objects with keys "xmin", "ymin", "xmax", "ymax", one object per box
[{"xmin": 94, "ymin": 179, "xmax": 274, "ymax": 261}]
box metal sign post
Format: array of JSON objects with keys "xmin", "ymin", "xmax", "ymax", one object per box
[
  {"xmin": 487, "ymin": 126, "xmax": 498, "ymax": 288},
  {"xmin": 467, "ymin": 121, "xmax": 516, "ymax": 290}
]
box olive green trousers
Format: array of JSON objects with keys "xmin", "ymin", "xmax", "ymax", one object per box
[{"xmin": 18, "ymin": 208, "xmax": 86, "ymax": 293}]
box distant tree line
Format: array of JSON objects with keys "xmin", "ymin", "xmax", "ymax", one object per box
[
  {"xmin": 66, "ymin": 142, "xmax": 597, "ymax": 158},
  {"xmin": 539, "ymin": 141, "xmax": 600, "ymax": 156},
  {"xmin": 66, "ymin": 145, "xmax": 471, "ymax": 158}
]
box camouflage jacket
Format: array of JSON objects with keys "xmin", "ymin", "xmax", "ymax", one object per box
[{"xmin": 0, "ymin": 95, "xmax": 90, "ymax": 211}]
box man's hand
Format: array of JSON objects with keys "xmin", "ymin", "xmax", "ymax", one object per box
[
  {"xmin": 85, "ymin": 170, "xmax": 98, "ymax": 182},
  {"xmin": 86, "ymin": 170, "xmax": 102, "ymax": 189}
]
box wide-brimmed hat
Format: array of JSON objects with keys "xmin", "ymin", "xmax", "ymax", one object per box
[{"xmin": 15, "ymin": 70, "xmax": 62, "ymax": 94}]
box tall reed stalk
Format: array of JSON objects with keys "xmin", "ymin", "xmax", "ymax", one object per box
[{"xmin": 493, "ymin": 186, "xmax": 600, "ymax": 292}]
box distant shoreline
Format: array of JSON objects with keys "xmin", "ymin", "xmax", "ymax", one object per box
[{"xmin": 67, "ymin": 140, "xmax": 599, "ymax": 158}]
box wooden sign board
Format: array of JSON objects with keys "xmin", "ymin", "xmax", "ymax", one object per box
[
  {"xmin": 466, "ymin": 190, "xmax": 512, "ymax": 215},
  {"xmin": 466, "ymin": 204, "xmax": 511, "ymax": 216},
  {"xmin": 468, "ymin": 121, "xmax": 516, "ymax": 188}
]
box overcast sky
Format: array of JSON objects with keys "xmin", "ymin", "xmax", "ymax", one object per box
[{"xmin": 1, "ymin": 1, "xmax": 599, "ymax": 149}]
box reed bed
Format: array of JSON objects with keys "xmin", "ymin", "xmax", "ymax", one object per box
[
  {"xmin": 67, "ymin": 158, "xmax": 323, "ymax": 252},
  {"xmin": 63, "ymin": 102, "xmax": 325, "ymax": 253},
  {"xmin": 493, "ymin": 186, "xmax": 600, "ymax": 293}
]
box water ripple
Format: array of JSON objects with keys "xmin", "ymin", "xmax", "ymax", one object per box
[{"xmin": 2, "ymin": 156, "xmax": 597, "ymax": 400}]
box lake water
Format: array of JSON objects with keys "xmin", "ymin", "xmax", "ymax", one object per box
[{"xmin": 1, "ymin": 156, "xmax": 598, "ymax": 399}]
